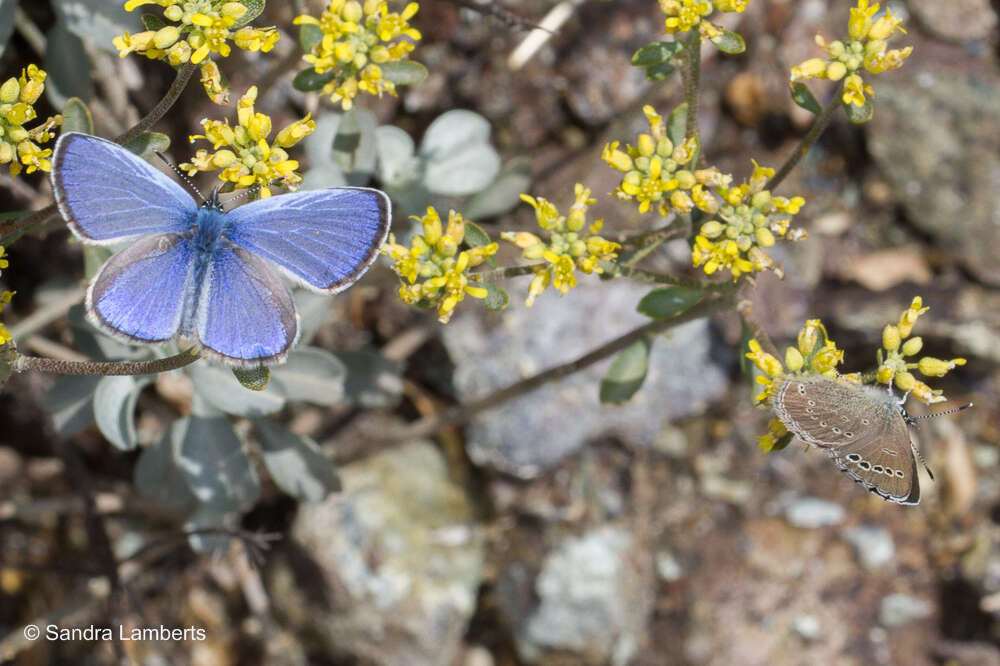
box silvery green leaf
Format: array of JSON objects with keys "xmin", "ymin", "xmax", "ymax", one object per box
[
  {"xmin": 254, "ymin": 419, "xmax": 341, "ymax": 501},
  {"xmin": 93, "ymin": 375, "xmax": 149, "ymax": 450},
  {"xmin": 44, "ymin": 22, "xmax": 95, "ymax": 108},
  {"xmin": 305, "ymin": 112, "xmax": 341, "ymax": 169},
  {"xmin": 710, "ymin": 29, "xmax": 746, "ymax": 55},
  {"xmin": 134, "ymin": 426, "xmax": 196, "ymax": 509},
  {"xmin": 380, "ymin": 60, "xmax": 427, "ymax": 86},
  {"xmin": 299, "ymin": 22, "xmax": 323, "ymax": 53},
  {"xmin": 292, "ymin": 66, "xmax": 336, "ymax": 92},
  {"xmin": 844, "ymin": 99, "xmax": 873, "ymax": 124},
  {"xmin": 0, "ymin": 0, "xmax": 16, "ymax": 60},
  {"xmin": 464, "ymin": 157, "xmax": 532, "ymax": 219},
  {"xmin": 599, "ymin": 338, "xmax": 652, "ymax": 405},
  {"xmin": 189, "ymin": 362, "xmax": 285, "ymax": 416},
  {"xmin": 791, "ymin": 83, "xmax": 821, "ymax": 115},
  {"xmin": 420, "ymin": 110, "xmax": 501, "ymax": 196},
  {"xmin": 332, "ymin": 108, "xmax": 377, "ymax": 184},
  {"xmin": 61, "ymin": 97, "xmax": 94, "ymax": 134},
  {"xmin": 232, "ymin": 0, "xmax": 264, "ymax": 28},
  {"xmin": 374, "ymin": 125, "xmax": 418, "ymax": 187},
  {"xmin": 122, "ymin": 132, "xmax": 170, "ymax": 159},
  {"xmin": 270, "ymin": 347, "xmax": 346, "ymax": 406},
  {"xmin": 636, "ymin": 286, "xmax": 704, "ymax": 320},
  {"xmin": 185, "ymin": 503, "xmax": 234, "ymax": 554},
  {"xmin": 52, "ymin": 0, "xmax": 139, "ymax": 52},
  {"xmin": 43, "ymin": 375, "xmax": 100, "ymax": 436},
  {"xmin": 294, "ymin": 290, "xmax": 332, "ymax": 345},
  {"xmin": 482, "ymin": 282, "xmax": 508, "ymax": 311},
  {"xmin": 336, "ymin": 349, "xmax": 403, "ymax": 408},
  {"xmin": 302, "ymin": 164, "xmax": 347, "ymax": 190},
  {"xmin": 667, "ymin": 103, "xmax": 688, "ymax": 148},
  {"xmin": 174, "ymin": 416, "xmax": 260, "ymax": 511},
  {"xmin": 83, "ymin": 245, "xmax": 112, "ymax": 280},
  {"xmin": 68, "ymin": 304, "xmax": 149, "ymax": 361},
  {"xmin": 383, "ymin": 180, "xmax": 430, "ymax": 218}
]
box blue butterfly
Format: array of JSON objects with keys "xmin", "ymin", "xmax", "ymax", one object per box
[{"xmin": 52, "ymin": 132, "xmax": 391, "ymax": 366}]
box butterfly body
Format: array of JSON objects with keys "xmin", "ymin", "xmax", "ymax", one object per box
[
  {"xmin": 53, "ymin": 133, "xmax": 391, "ymax": 366},
  {"xmin": 774, "ymin": 375, "xmax": 922, "ymax": 505}
]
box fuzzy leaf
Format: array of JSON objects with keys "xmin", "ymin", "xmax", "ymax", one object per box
[
  {"xmin": 134, "ymin": 427, "xmax": 196, "ymax": 509},
  {"xmin": 667, "ymin": 103, "xmax": 688, "ymax": 148},
  {"xmin": 420, "ymin": 110, "xmax": 500, "ymax": 196},
  {"xmin": 631, "ymin": 40, "xmax": 685, "ymax": 67},
  {"xmin": 52, "ymin": 0, "xmax": 138, "ymax": 52},
  {"xmin": 189, "ymin": 362, "xmax": 285, "ymax": 415},
  {"xmin": 843, "ymin": 99, "xmax": 873, "ymax": 124},
  {"xmin": 293, "ymin": 67, "xmax": 336, "ymax": 92},
  {"xmin": 332, "ymin": 108, "xmax": 377, "ymax": 182},
  {"xmin": 43, "ymin": 375, "xmax": 100, "ymax": 436},
  {"xmin": 790, "ymin": 83, "xmax": 821, "ymax": 115},
  {"xmin": 232, "ymin": 0, "xmax": 265, "ymax": 28},
  {"xmin": 254, "ymin": 419, "xmax": 341, "ymax": 501},
  {"xmin": 374, "ymin": 125, "xmax": 418, "ymax": 187},
  {"xmin": 269, "ymin": 347, "xmax": 346, "ymax": 406},
  {"xmin": 140, "ymin": 13, "xmax": 165, "ymax": 30},
  {"xmin": 174, "ymin": 416, "xmax": 260, "ymax": 511},
  {"xmin": 185, "ymin": 504, "xmax": 234, "ymax": 553},
  {"xmin": 380, "ymin": 60, "xmax": 428, "ymax": 86},
  {"xmin": 710, "ymin": 29, "xmax": 746, "ymax": 54},
  {"xmin": 93, "ymin": 375, "xmax": 148, "ymax": 450},
  {"xmin": 464, "ymin": 157, "xmax": 533, "ymax": 220},
  {"xmin": 61, "ymin": 97, "xmax": 94, "ymax": 134},
  {"xmin": 45, "ymin": 22, "xmax": 95, "ymax": 107},
  {"xmin": 336, "ymin": 349, "xmax": 403, "ymax": 408},
  {"xmin": 482, "ymin": 282, "xmax": 508, "ymax": 311},
  {"xmin": 0, "ymin": 0, "xmax": 16, "ymax": 59},
  {"xmin": 637, "ymin": 286, "xmax": 705, "ymax": 320},
  {"xmin": 600, "ymin": 338, "xmax": 652, "ymax": 405},
  {"xmin": 299, "ymin": 23, "xmax": 323, "ymax": 52},
  {"xmin": 644, "ymin": 60, "xmax": 676, "ymax": 81},
  {"xmin": 122, "ymin": 132, "xmax": 170, "ymax": 159}
]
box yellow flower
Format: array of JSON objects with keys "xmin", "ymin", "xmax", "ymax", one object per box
[
  {"xmin": 0, "ymin": 289, "xmax": 13, "ymax": 345},
  {"xmin": 0, "ymin": 65, "xmax": 61, "ymax": 176},
  {"xmin": 382, "ymin": 208, "xmax": 498, "ymax": 323},
  {"xmin": 180, "ymin": 86, "xmax": 314, "ymax": 197},
  {"xmin": 0, "ymin": 246, "xmax": 8, "ymax": 272},
  {"xmin": 114, "ymin": 0, "xmax": 280, "ymax": 104},
  {"xmin": 502, "ymin": 184, "xmax": 620, "ymax": 306},
  {"xmin": 294, "ymin": 0, "xmax": 421, "ymax": 110},
  {"xmin": 657, "ymin": 0, "xmax": 746, "ymax": 38}
]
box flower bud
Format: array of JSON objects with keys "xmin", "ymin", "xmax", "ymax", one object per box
[
  {"xmin": 882, "ymin": 325, "xmax": 900, "ymax": 352},
  {"xmin": 900, "ymin": 337, "xmax": 922, "ymax": 357},
  {"xmin": 785, "ymin": 347, "xmax": 804, "ymax": 372}
]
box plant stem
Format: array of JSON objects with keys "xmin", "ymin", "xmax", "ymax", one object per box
[
  {"xmin": 471, "ymin": 263, "xmax": 545, "ymax": 282},
  {"xmin": 611, "ymin": 264, "xmax": 721, "ymax": 290},
  {"xmin": 765, "ymin": 80, "xmax": 844, "ymax": 191},
  {"xmin": 377, "ymin": 291, "xmax": 733, "ymax": 443},
  {"xmin": 735, "ymin": 279, "xmax": 780, "ymax": 359},
  {"xmin": 114, "ymin": 62, "xmax": 198, "ymax": 145},
  {"xmin": 14, "ymin": 348, "xmax": 200, "ymax": 376},
  {"xmin": 682, "ymin": 30, "xmax": 701, "ymax": 144}
]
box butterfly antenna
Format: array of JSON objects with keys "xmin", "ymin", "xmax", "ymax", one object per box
[
  {"xmin": 912, "ymin": 402, "xmax": 974, "ymax": 420},
  {"xmin": 911, "ymin": 442, "xmax": 935, "ymax": 480},
  {"xmin": 155, "ymin": 151, "xmax": 207, "ymax": 203},
  {"xmin": 217, "ymin": 179, "xmax": 286, "ymax": 211}
]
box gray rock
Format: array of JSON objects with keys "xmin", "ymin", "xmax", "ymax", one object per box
[
  {"xmin": 843, "ymin": 524, "xmax": 896, "ymax": 570},
  {"xmin": 879, "ymin": 593, "xmax": 933, "ymax": 628},
  {"xmin": 514, "ymin": 525, "xmax": 652, "ymax": 665},
  {"xmin": 441, "ymin": 279, "xmax": 729, "ymax": 477},
  {"xmin": 908, "ymin": 0, "xmax": 997, "ymax": 42},
  {"xmin": 784, "ymin": 496, "xmax": 846, "ymax": 528},
  {"xmin": 792, "ymin": 614, "xmax": 821, "ymax": 641},
  {"xmin": 867, "ymin": 73, "xmax": 1000, "ymax": 286},
  {"xmin": 270, "ymin": 441, "xmax": 484, "ymax": 666}
]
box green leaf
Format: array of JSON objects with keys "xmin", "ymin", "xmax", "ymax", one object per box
[
  {"xmin": 482, "ymin": 282, "xmax": 508, "ymax": 311},
  {"xmin": 122, "ymin": 132, "xmax": 170, "ymax": 159},
  {"xmin": 667, "ymin": 103, "xmax": 688, "ymax": 148},
  {"xmin": 189, "ymin": 363, "xmax": 286, "ymax": 416},
  {"xmin": 174, "ymin": 416, "xmax": 260, "ymax": 511},
  {"xmin": 644, "ymin": 60, "xmax": 676, "ymax": 81},
  {"xmin": 637, "ymin": 286, "xmax": 705, "ymax": 320},
  {"xmin": 332, "ymin": 108, "xmax": 377, "ymax": 183},
  {"xmin": 43, "ymin": 375, "xmax": 100, "ymax": 436},
  {"xmin": 710, "ymin": 29, "xmax": 746, "ymax": 54},
  {"xmin": 134, "ymin": 428, "xmax": 196, "ymax": 509},
  {"xmin": 299, "ymin": 22, "xmax": 323, "ymax": 52},
  {"xmin": 61, "ymin": 97, "xmax": 94, "ymax": 134},
  {"xmin": 335, "ymin": 349, "xmax": 403, "ymax": 408},
  {"xmin": 254, "ymin": 419, "xmax": 341, "ymax": 501},
  {"xmin": 738, "ymin": 315, "xmax": 754, "ymax": 389},
  {"xmin": 141, "ymin": 13, "xmax": 166, "ymax": 31},
  {"xmin": 790, "ymin": 82, "xmax": 821, "ymax": 115},
  {"xmin": 0, "ymin": 0, "xmax": 17, "ymax": 60},
  {"xmin": 464, "ymin": 157, "xmax": 533, "ymax": 220},
  {"xmin": 374, "ymin": 125, "xmax": 418, "ymax": 187},
  {"xmin": 269, "ymin": 347, "xmax": 346, "ymax": 406},
  {"xmin": 463, "ymin": 220, "xmax": 492, "ymax": 248},
  {"xmin": 600, "ymin": 338, "xmax": 652, "ymax": 405},
  {"xmin": 631, "ymin": 40, "xmax": 685, "ymax": 67},
  {"xmin": 768, "ymin": 430, "xmax": 794, "ymax": 452},
  {"xmin": 45, "ymin": 22, "xmax": 95, "ymax": 107},
  {"xmin": 83, "ymin": 245, "xmax": 113, "ymax": 280},
  {"xmin": 843, "ymin": 99, "xmax": 873, "ymax": 124},
  {"xmin": 232, "ymin": 0, "xmax": 265, "ymax": 28},
  {"xmin": 93, "ymin": 375, "xmax": 149, "ymax": 450},
  {"xmin": 294, "ymin": 290, "xmax": 332, "ymax": 344},
  {"xmin": 233, "ymin": 365, "xmax": 270, "ymax": 391},
  {"xmin": 184, "ymin": 503, "xmax": 234, "ymax": 553},
  {"xmin": 293, "ymin": 67, "xmax": 336, "ymax": 92},
  {"xmin": 380, "ymin": 60, "xmax": 428, "ymax": 86},
  {"xmin": 420, "ymin": 110, "xmax": 500, "ymax": 196},
  {"xmin": 52, "ymin": 0, "xmax": 138, "ymax": 52}
]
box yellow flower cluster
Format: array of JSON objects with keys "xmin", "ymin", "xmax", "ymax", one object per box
[
  {"xmin": 747, "ymin": 319, "xmax": 855, "ymax": 451},
  {"xmin": 603, "ymin": 105, "xmax": 727, "ymax": 217},
  {"xmin": 294, "ymin": 0, "xmax": 421, "ymax": 110},
  {"xmin": 0, "ymin": 289, "xmax": 13, "ymax": 345},
  {"xmin": 691, "ymin": 161, "xmax": 806, "ymax": 280},
  {"xmin": 790, "ymin": 0, "xmax": 911, "ymax": 108},
  {"xmin": 876, "ymin": 297, "xmax": 965, "ymax": 404},
  {"xmin": 179, "ymin": 86, "xmax": 314, "ymax": 197},
  {"xmin": 113, "ymin": 0, "xmax": 280, "ymax": 104},
  {"xmin": 658, "ymin": 0, "xmax": 749, "ymax": 39},
  {"xmin": 502, "ymin": 184, "xmax": 621, "ymax": 307},
  {"xmin": 383, "ymin": 208, "xmax": 497, "ymax": 323},
  {"xmin": 0, "ymin": 65, "xmax": 62, "ymax": 177}
]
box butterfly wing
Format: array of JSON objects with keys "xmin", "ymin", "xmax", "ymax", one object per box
[
  {"xmin": 87, "ymin": 233, "xmax": 196, "ymax": 343},
  {"xmin": 194, "ymin": 239, "xmax": 298, "ymax": 366},
  {"xmin": 775, "ymin": 377, "xmax": 919, "ymax": 504},
  {"xmin": 223, "ymin": 187, "xmax": 390, "ymax": 293},
  {"xmin": 53, "ymin": 132, "xmax": 198, "ymax": 243}
]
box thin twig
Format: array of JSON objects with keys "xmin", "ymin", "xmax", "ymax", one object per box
[
  {"xmin": 13, "ymin": 7, "xmax": 45, "ymax": 56},
  {"xmin": 765, "ymin": 80, "xmax": 845, "ymax": 192},
  {"xmin": 682, "ymin": 29, "xmax": 701, "ymax": 145},
  {"xmin": 368, "ymin": 291, "xmax": 733, "ymax": 446},
  {"xmin": 14, "ymin": 348, "xmax": 200, "ymax": 376},
  {"xmin": 507, "ymin": 0, "xmax": 585, "ymax": 70},
  {"xmin": 610, "ymin": 265, "xmax": 723, "ymax": 289},
  {"xmin": 7, "ymin": 286, "xmax": 85, "ymax": 340},
  {"xmin": 114, "ymin": 62, "xmax": 198, "ymax": 146},
  {"xmin": 471, "ymin": 263, "xmax": 545, "ymax": 282},
  {"xmin": 736, "ymin": 279, "xmax": 779, "ymax": 359}
]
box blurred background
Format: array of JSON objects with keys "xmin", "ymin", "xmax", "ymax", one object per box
[{"xmin": 1, "ymin": 0, "xmax": 999, "ymax": 664}]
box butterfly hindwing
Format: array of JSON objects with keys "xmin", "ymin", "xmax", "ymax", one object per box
[
  {"xmin": 195, "ymin": 240, "xmax": 299, "ymax": 366},
  {"xmin": 53, "ymin": 133, "xmax": 198, "ymax": 243},
  {"xmin": 223, "ymin": 187, "xmax": 390, "ymax": 293},
  {"xmin": 88, "ymin": 233, "xmax": 195, "ymax": 343}
]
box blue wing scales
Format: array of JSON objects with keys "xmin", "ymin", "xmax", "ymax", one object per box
[
  {"xmin": 223, "ymin": 187, "xmax": 390, "ymax": 293},
  {"xmin": 53, "ymin": 132, "xmax": 198, "ymax": 243}
]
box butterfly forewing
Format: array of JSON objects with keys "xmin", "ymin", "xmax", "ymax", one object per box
[{"xmin": 775, "ymin": 376, "xmax": 919, "ymax": 504}]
